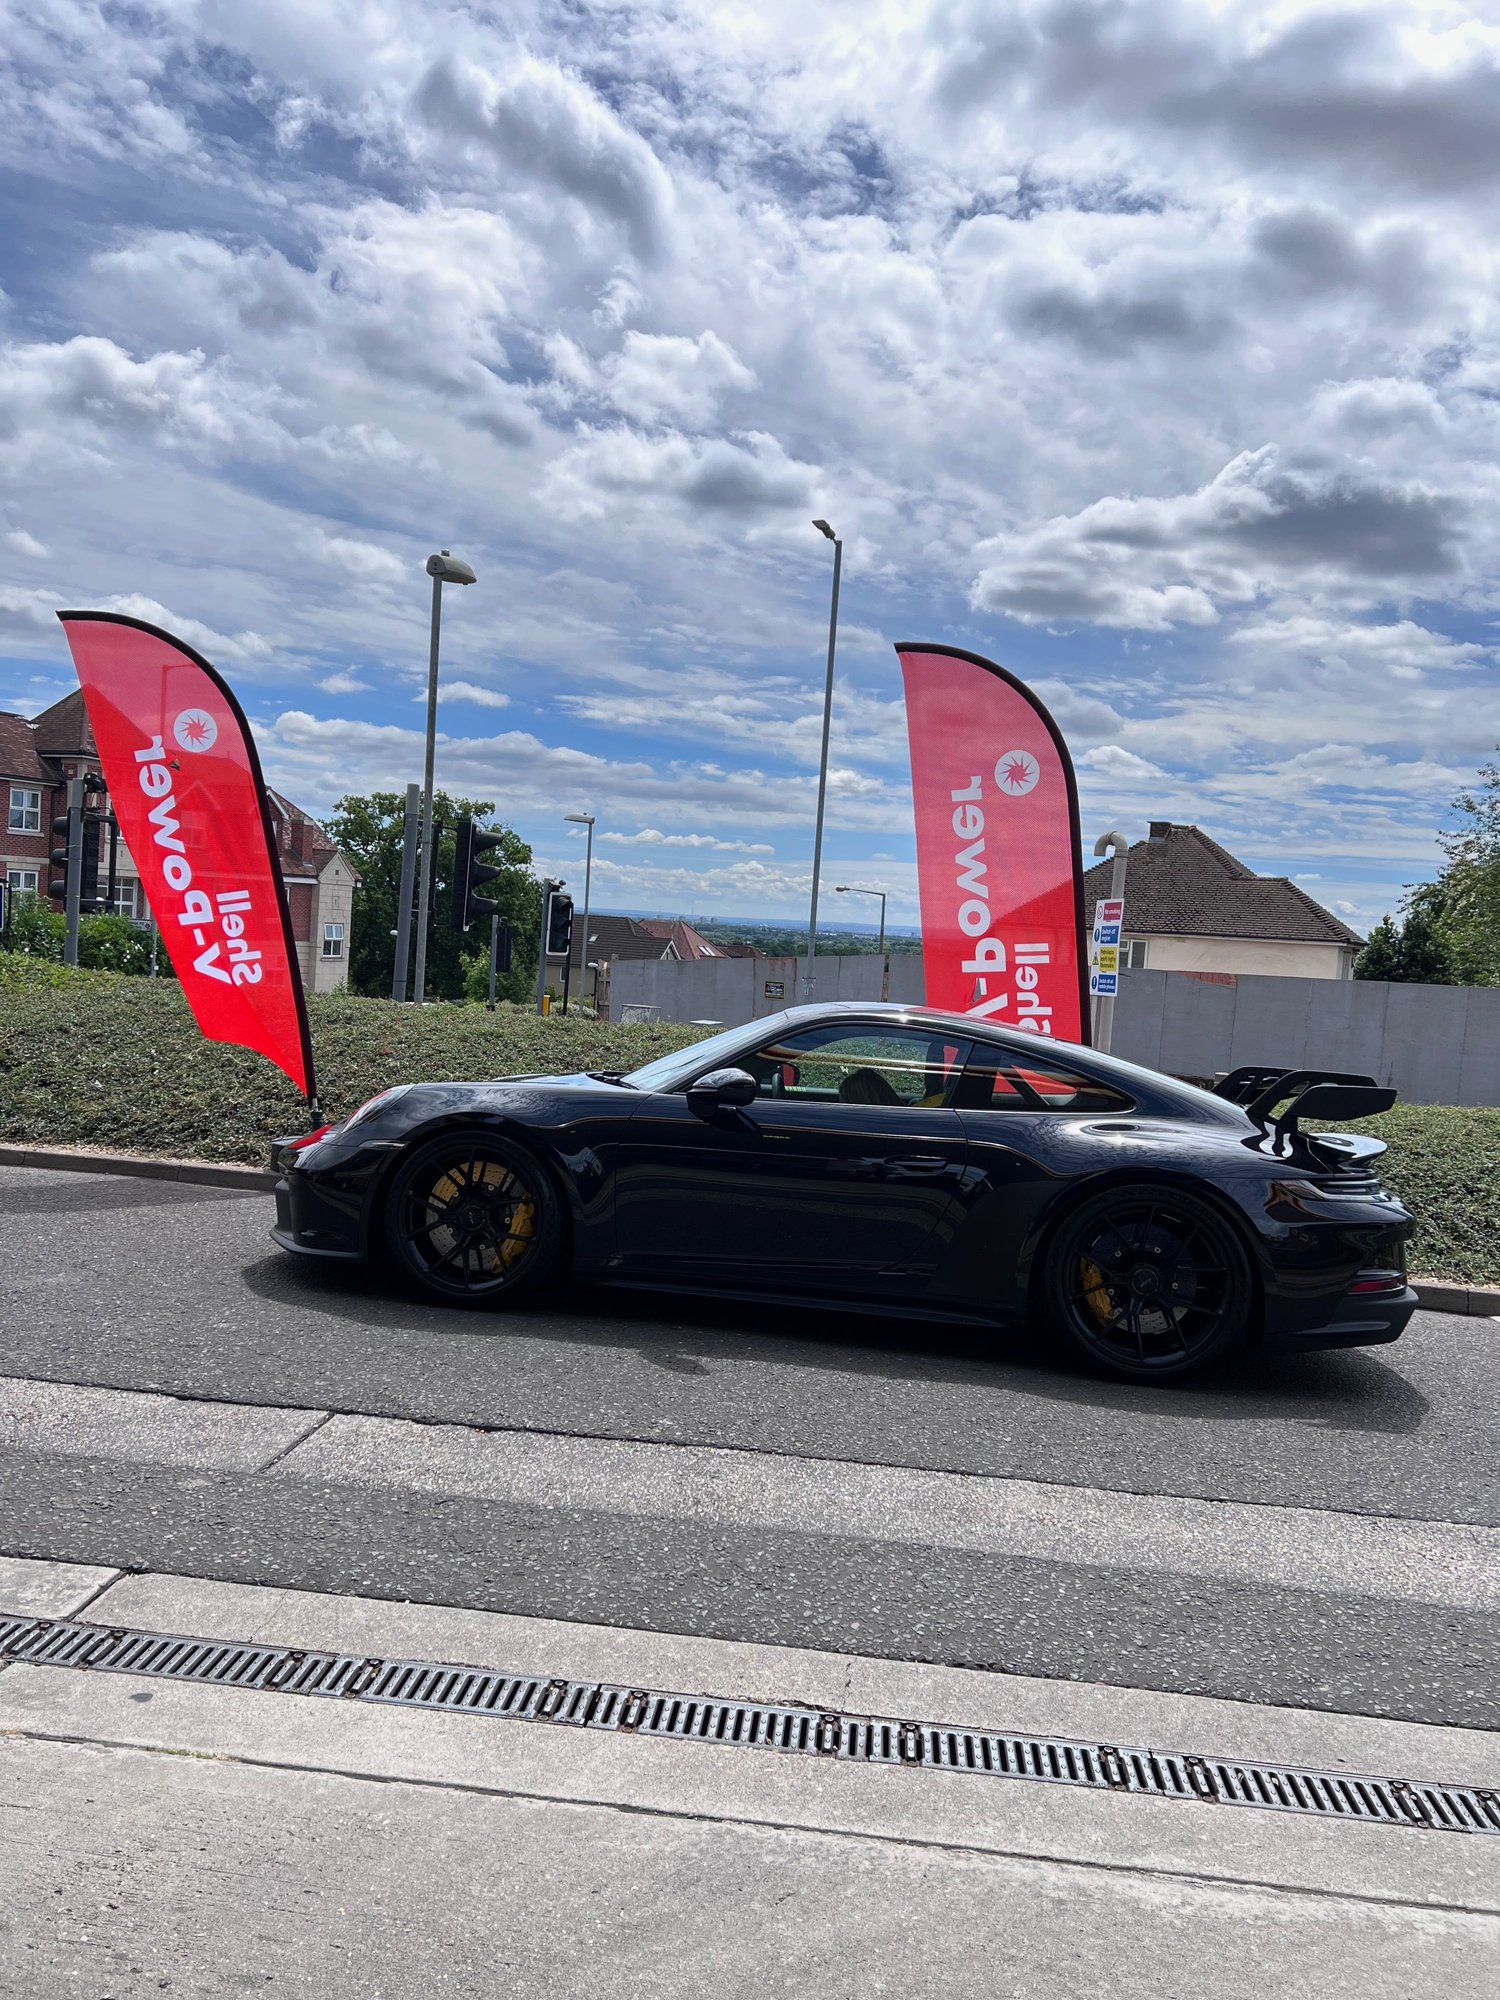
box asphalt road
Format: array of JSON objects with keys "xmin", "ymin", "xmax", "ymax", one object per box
[{"xmin": 2, "ymin": 1164, "xmax": 1497, "ymax": 1727}]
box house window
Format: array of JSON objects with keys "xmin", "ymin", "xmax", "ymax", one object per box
[
  {"xmin": 321, "ymin": 922, "xmax": 345, "ymax": 958},
  {"xmin": 6, "ymin": 866, "xmax": 39, "ymax": 896},
  {"xmin": 8, "ymin": 786, "xmax": 41, "ymax": 834},
  {"xmin": 111, "ymin": 881, "xmax": 138, "ymax": 919},
  {"xmin": 1124, "ymin": 939, "xmax": 1149, "ymax": 970}
]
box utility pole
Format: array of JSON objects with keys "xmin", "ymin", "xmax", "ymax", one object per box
[
  {"xmin": 413, "ymin": 550, "xmax": 476, "ymax": 1003},
  {"xmin": 49, "ymin": 776, "xmax": 86, "ymax": 968},
  {"xmin": 806, "ymin": 519, "xmax": 842, "ymax": 1001},
  {"xmin": 392, "ymin": 781, "xmax": 420, "ymax": 1001}
]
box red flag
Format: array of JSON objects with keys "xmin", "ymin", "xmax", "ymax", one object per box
[
  {"xmin": 897, "ymin": 642, "xmax": 1089, "ymax": 1043},
  {"xmin": 58, "ymin": 611, "xmax": 317, "ymax": 1102}
]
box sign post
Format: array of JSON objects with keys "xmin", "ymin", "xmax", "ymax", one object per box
[{"xmin": 1089, "ymin": 829, "xmax": 1130, "ymax": 1053}]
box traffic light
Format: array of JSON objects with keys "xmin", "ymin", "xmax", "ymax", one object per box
[
  {"xmin": 47, "ymin": 804, "xmax": 78, "ymax": 903},
  {"xmin": 48, "ymin": 802, "xmax": 105, "ymax": 911},
  {"xmin": 544, "ymin": 886, "xmax": 574, "ymax": 960},
  {"xmin": 450, "ymin": 814, "xmax": 509, "ymax": 931},
  {"xmin": 78, "ymin": 810, "xmax": 104, "ymax": 913}
]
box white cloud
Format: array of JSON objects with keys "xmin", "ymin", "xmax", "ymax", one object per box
[
  {"xmin": 603, "ymin": 330, "xmax": 757, "ymax": 429},
  {"xmin": 602, "ymin": 827, "xmax": 775, "ymax": 854},
  {"xmin": 5, "ymin": 530, "xmax": 47, "ymax": 558},
  {"xmin": 437, "ymin": 681, "xmax": 510, "ymax": 708}
]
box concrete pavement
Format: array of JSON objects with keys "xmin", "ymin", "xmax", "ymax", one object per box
[
  {"xmin": 3, "ymin": 1558, "xmax": 1499, "ymax": 1997},
  {"xmin": 3, "ymin": 1165, "xmax": 1498, "ymax": 1992}
]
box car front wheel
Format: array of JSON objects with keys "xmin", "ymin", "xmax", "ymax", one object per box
[
  {"xmin": 386, "ymin": 1129, "xmax": 563, "ymax": 1306},
  {"xmin": 1041, "ymin": 1184, "xmax": 1253, "ymax": 1382}
]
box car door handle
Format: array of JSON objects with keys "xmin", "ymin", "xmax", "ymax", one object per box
[{"xmin": 881, "ymin": 1154, "xmax": 948, "ymax": 1175}]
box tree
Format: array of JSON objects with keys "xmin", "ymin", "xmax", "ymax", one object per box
[
  {"xmin": 322, "ymin": 792, "xmax": 540, "ymax": 1003},
  {"xmin": 1436, "ymin": 758, "xmax": 1500, "ymax": 986},
  {"xmin": 0, "ymin": 894, "xmax": 168, "ymax": 976},
  {"xmin": 1354, "ymin": 883, "xmax": 1455, "ymax": 984}
]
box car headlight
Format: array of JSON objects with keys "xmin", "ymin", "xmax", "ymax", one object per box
[{"xmin": 342, "ymin": 1084, "xmax": 414, "ymax": 1132}]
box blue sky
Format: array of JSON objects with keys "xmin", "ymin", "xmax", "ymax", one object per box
[{"xmin": 3, "ymin": 1, "xmax": 1499, "ymax": 933}]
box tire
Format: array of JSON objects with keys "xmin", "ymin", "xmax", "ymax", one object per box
[
  {"xmin": 385, "ymin": 1128, "xmax": 565, "ymax": 1307},
  {"xmin": 1040, "ymin": 1183, "xmax": 1253, "ymax": 1382}
]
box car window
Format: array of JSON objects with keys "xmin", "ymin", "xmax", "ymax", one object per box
[
  {"xmin": 737, "ymin": 1026, "xmax": 972, "ymax": 1108},
  {"xmin": 956, "ymin": 1050, "xmax": 1134, "ymax": 1114}
]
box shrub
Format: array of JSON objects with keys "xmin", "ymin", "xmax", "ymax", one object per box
[{"xmin": 0, "ymin": 957, "xmax": 707, "ymax": 1165}]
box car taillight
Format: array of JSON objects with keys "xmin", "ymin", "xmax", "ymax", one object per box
[{"xmin": 1347, "ymin": 1271, "xmax": 1405, "ymax": 1295}]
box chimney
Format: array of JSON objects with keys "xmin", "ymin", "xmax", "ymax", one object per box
[{"xmin": 1148, "ymin": 821, "xmax": 1173, "ymax": 842}]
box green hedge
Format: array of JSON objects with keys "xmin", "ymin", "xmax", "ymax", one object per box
[
  {"xmin": 1327, "ymin": 1104, "xmax": 1500, "ymax": 1285},
  {"xmin": 0, "ymin": 956, "xmax": 707, "ymax": 1166},
  {"xmin": 2, "ymin": 956, "xmax": 1497, "ymax": 1280}
]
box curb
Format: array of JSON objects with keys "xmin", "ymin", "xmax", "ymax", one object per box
[
  {"xmin": 1, "ymin": 1145, "xmax": 1497, "ymax": 1314},
  {"xmin": 0, "ymin": 1143, "xmax": 276, "ymax": 1193},
  {"xmin": 1411, "ymin": 1280, "xmax": 1500, "ymax": 1320}
]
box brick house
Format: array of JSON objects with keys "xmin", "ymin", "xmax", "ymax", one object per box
[
  {"xmin": 1081, "ymin": 823, "xmax": 1363, "ymax": 980},
  {"xmin": 2, "ymin": 693, "xmax": 359, "ymax": 992}
]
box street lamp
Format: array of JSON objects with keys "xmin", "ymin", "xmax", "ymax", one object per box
[
  {"xmin": 412, "ymin": 549, "xmax": 477, "ymax": 1004},
  {"xmin": 805, "ymin": 518, "xmax": 842, "ymax": 1001},
  {"xmin": 564, "ymin": 810, "xmax": 595, "ymax": 1014},
  {"xmin": 835, "ymin": 883, "xmax": 888, "ymax": 1000}
]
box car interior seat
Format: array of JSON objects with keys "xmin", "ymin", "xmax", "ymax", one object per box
[{"xmin": 837, "ymin": 1067, "xmax": 902, "ymax": 1105}]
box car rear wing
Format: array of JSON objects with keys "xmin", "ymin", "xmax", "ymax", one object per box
[{"xmin": 1211, "ymin": 1066, "xmax": 1397, "ymax": 1152}]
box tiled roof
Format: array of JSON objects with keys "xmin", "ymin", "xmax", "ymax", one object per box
[
  {"xmin": 1082, "ymin": 824, "xmax": 1363, "ymax": 946},
  {"xmin": 0, "ymin": 711, "xmax": 48, "ymax": 783},
  {"xmin": 32, "ymin": 690, "xmax": 95, "ymax": 757},
  {"xmin": 574, "ymin": 914, "xmax": 724, "ymax": 966},
  {"xmin": 635, "ymin": 918, "xmax": 725, "ymax": 960}
]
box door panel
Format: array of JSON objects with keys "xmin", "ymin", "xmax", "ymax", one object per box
[{"xmin": 615, "ymin": 1094, "xmax": 971, "ymax": 1279}]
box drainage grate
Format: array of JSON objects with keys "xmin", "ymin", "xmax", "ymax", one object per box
[{"xmin": 3, "ymin": 1611, "xmax": 1496, "ymax": 1838}]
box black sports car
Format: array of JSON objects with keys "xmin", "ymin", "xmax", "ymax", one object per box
[{"xmin": 272, "ymin": 1002, "xmax": 1417, "ymax": 1382}]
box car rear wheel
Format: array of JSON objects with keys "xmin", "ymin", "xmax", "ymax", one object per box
[
  {"xmin": 386, "ymin": 1129, "xmax": 563, "ymax": 1306},
  {"xmin": 1040, "ymin": 1184, "xmax": 1253, "ymax": 1382}
]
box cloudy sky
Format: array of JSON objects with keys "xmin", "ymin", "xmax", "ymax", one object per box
[{"xmin": 3, "ymin": 1, "xmax": 1498, "ymax": 932}]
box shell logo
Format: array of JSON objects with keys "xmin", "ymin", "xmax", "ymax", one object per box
[
  {"xmin": 173, "ymin": 708, "xmax": 218, "ymax": 754},
  {"xmin": 994, "ymin": 749, "xmax": 1039, "ymax": 797}
]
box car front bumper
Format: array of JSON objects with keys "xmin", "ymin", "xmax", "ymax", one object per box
[{"xmin": 1263, "ymin": 1284, "xmax": 1419, "ymax": 1354}]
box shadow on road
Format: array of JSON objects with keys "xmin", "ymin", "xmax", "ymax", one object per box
[{"xmin": 240, "ymin": 1250, "xmax": 1430, "ymax": 1438}]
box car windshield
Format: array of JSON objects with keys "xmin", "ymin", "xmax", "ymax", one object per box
[{"xmin": 623, "ymin": 1020, "xmax": 766, "ymax": 1093}]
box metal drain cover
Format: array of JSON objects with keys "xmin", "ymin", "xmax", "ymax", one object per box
[{"xmin": 2, "ymin": 1611, "xmax": 1495, "ymax": 1838}]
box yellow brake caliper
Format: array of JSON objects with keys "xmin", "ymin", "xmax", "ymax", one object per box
[{"xmin": 1078, "ymin": 1255, "xmax": 1114, "ymax": 1326}]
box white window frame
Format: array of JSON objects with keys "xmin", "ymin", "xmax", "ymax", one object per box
[
  {"xmin": 110, "ymin": 880, "xmax": 138, "ymax": 919},
  {"xmin": 8, "ymin": 786, "xmax": 41, "ymax": 834},
  {"xmin": 6, "ymin": 865, "xmax": 40, "ymax": 895},
  {"xmin": 1124, "ymin": 938, "xmax": 1149, "ymax": 970},
  {"xmin": 321, "ymin": 921, "xmax": 345, "ymax": 958}
]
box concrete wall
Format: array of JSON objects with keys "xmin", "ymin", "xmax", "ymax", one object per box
[
  {"xmin": 608, "ymin": 953, "xmax": 925, "ymax": 1024},
  {"xmin": 1134, "ymin": 935, "xmax": 1353, "ymax": 980},
  {"xmin": 1111, "ymin": 969, "xmax": 1500, "ymax": 1107},
  {"xmin": 611, "ymin": 957, "xmax": 1500, "ymax": 1106}
]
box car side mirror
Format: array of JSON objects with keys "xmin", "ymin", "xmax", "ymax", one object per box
[{"xmin": 686, "ymin": 1067, "xmax": 759, "ymax": 1118}]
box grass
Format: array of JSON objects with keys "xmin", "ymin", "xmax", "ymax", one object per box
[
  {"xmin": 3, "ymin": 956, "xmax": 1498, "ymax": 1281},
  {"xmin": 1328, "ymin": 1104, "xmax": 1500, "ymax": 1286},
  {"xmin": 0, "ymin": 956, "xmax": 708, "ymax": 1166}
]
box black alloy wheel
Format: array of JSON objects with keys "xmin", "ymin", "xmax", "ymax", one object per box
[
  {"xmin": 386, "ymin": 1130, "xmax": 563, "ymax": 1305},
  {"xmin": 1041, "ymin": 1184, "xmax": 1253, "ymax": 1382}
]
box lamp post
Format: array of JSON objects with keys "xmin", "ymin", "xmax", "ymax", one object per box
[
  {"xmin": 563, "ymin": 810, "xmax": 595, "ymax": 1014},
  {"xmin": 805, "ymin": 518, "xmax": 842, "ymax": 1001},
  {"xmin": 412, "ymin": 549, "xmax": 476, "ymax": 1005},
  {"xmin": 835, "ymin": 883, "xmax": 888, "ymax": 1000}
]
